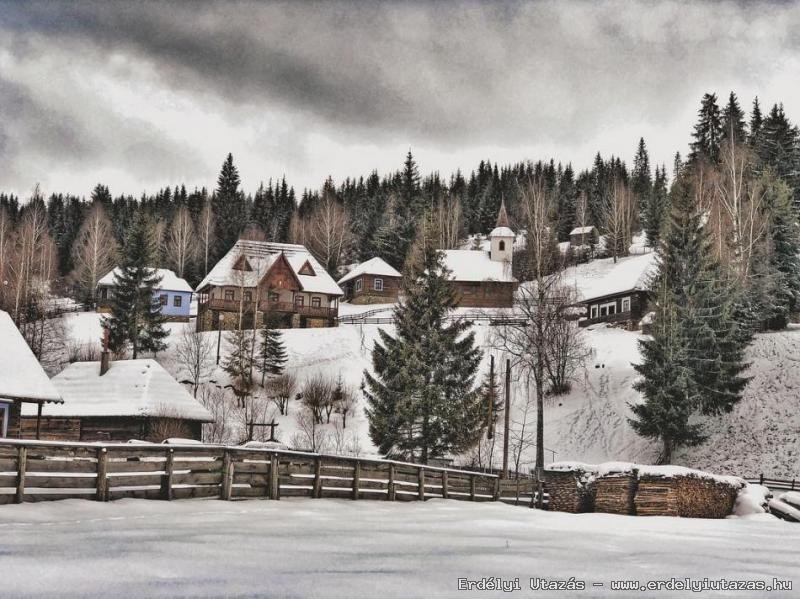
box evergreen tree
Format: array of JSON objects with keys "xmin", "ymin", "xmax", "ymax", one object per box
[
  {"xmin": 631, "ymin": 137, "xmax": 652, "ymax": 219},
  {"xmin": 256, "ymin": 318, "xmax": 288, "ymax": 385},
  {"xmin": 689, "ymin": 93, "xmax": 723, "ymax": 164},
  {"xmin": 364, "ymin": 250, "xmax": 484, "ymax": 463},
  {"xmin": 644, "ymin": 165, "xmax": 668, "ymax": 247},
  {"xmin": 556, "ymin": 164, "xmax": 577, "ymax": 241},
  {"xmin": 212, "ymin": 153, "xmax": 247, "ymax": 258},
  {"xmin": 223, "ymin": 326, "xmax": 254, "ymax": 405},
  {"xmin": 748, "ymin": 97, "xmax": 764, "ymax": 148},
  {"xmin": 720, "ymin": 91, "xmax": 747, "ymax": 146},
  {"xmin": 102, "ymin": 213, "xmax": 168, "ymax": 358},
  {"xmin": 630, "ymin": 175, "xmax": 750, "ymax": 462},
  {"xmin": 756, "ymin": 104, "xmax": 800, "ymax": 206}
]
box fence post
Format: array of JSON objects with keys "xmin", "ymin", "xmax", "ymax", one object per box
[
  {"xmin": 269, "ymin": 453, "xmax": 279, "ymax": 500},
  {"xmin": 96, "ymin": 447, "xmax": 108, "ymax": 502},
  {"xmin": 418, "ymin": 467, "xmax": 425, "ymax": 501},
  {"xmin": 15, "ymin": 446, "xmax": 27, "ymax": 504},
  {"xmin": 387, "ymin": 463, "xmax": 396, "ymax": 501},
  {"xmin": 493, "ymin": 477, "xmax": 500, "ymax": 501},
  {"xmin": 469, "ymin": 474, "xmax": 476, "ymax": 501},
  {"xmin": 313, "ymin": 456, "xmax": 322, "ymax": 499},
  {"xmin": 441, "ymin": 470, "xmax": 449, "ymax": 499},
  {"xmin": 221, "ymin": 450, "xmax": 233, "ymax": 500},
  {"xmin": 793, "ymin": 479, "xmax": 796, "ymax": 491},
  {"xmin": 352, "ymin": 460, "xmax": 360, "ymax": 500},
  {"xmin": 161, "ymin": 448, "xmax": 174, "ymax": 501},
  {"xmin": 759, "ymin": 473, "xmax": 764, "ymax": 486}
]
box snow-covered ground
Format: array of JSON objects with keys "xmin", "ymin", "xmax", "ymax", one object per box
[
  {"xmin": 57, "ymin": 296, "xmax": 800, "ymax": 479},
  {"xmin": 0, "ymin": 498, "xmax": 796, "ymax": 598}
]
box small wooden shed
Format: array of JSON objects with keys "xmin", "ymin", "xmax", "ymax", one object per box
[
  {"xmin": 338, "ymin": 257, "xmax": 402, "ymax": 304},
  {"xmin": 21, "ymin": 358, "xmax": 213, "ymax": 442}
]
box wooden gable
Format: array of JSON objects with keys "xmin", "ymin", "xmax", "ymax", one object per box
[
  {"xmin": 298, "ymin": 260, "xmax": 316, "ymax": 276},
  {"xmin": 232, "ymin": 255, "xmax": 253, "ymax": 271},
  {"xmin": 259, "ymin": 252, "xmax": 302, "ymax": 292}
]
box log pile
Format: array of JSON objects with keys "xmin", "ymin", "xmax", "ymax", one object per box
[
  {"xmin": 543, "ymin": 467, "xmax": 595, "ymax": 513},
  {"xmin": 634, "ymin": 476, "xmax": 679, "ymax": 517},
  {"xmin": 675, "ymin": 475, "xmax": 742, "ymax": 519},
  {"xmin": 594, "ymin": 473, "xmax": 638, "ymax": 515}
]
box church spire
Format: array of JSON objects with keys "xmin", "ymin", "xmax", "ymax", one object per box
[{"xmin": 496, "ymin": 198, "xmax": 509, "ymax": 228}]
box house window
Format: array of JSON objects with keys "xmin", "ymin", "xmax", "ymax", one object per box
[
  {"xmin": 159, "ymin": 294, "xmax": 168, "ymax": 306},
  {"xmin": 225, "ymin": 290, "xmax": 235, "ymax": 301},
  {"xmin": 590, "ymin": 305, "xmax": 598, "ymax": 319},
  {"xmin": 270, "ymin": 293, "xmax": 279, "ymax": 302},
  {"xmin": 373, "ymin": 278, "xmax": 384, "ymax": 292},
  {"xmin": 294, "ymin": 295, "xmax": 305, "ymax": 308},
  {"xmin": 99, "ymin": 288, "xmax": 108, "ymax": 300},
  {"xmin": 354, "ymin": 278, "xmax": 363, "ymax": 293},
  {"xmin": 499, "ymin": 240, "xmax": 505, "ymax": 251},
  {"xmin": 0, "ymin": 402, "xmax": 8, "ymax": 438},
  {"xmin": 599, "ymin": 300, "xmax": 616, "ymax": 316},
  {"xmin": 621, "ymin": 297, "xmax": 631, "ymax": 313},
  {"xmin": 312, "ymin": 296, "xmax": 321, "ymax": 308},
  {"xmin": 173, "ymin": 295, "xmax": 182, "ymax": 308},
  {"xmin": 244, "ymin": 290, "xmax": 253, "ymax": 303}
]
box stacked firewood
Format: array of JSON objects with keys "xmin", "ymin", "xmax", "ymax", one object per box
[
  {"xmin": 634, "ymin": 476, "xmax": 679, "ymax": 516},
  {"xmin": 675, "ymin": 476, "xmax": 742, "ymax": 518},
  {"xmin": 594, "ymin": 473, "xmax": 638, "ymax": 515},
  {"xmin": 544, "ymin": 468, "xmax": 595, "ymax": 513}
]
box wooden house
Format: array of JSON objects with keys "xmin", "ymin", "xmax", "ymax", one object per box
[
  {"xmin": 0, "ymin": 310, "xmax": 64, "ymax": 439},
  {"xmin": 21, "ymin": 357, "xmax": 214, "ymax": 442},
  {"xmin": 569, "ymin": 226, "xmax": 599, "ymax": 247},
  {"xmin": 97, "ymin": 268, "xmax": 193, "ymax": 321},
  {"xmin": 576, "ymin": 253, "xmax": 656, "ymax": 328},
  {"xmin": 440, "ymin": 202, "xmax": 518, "ymax": 308},
  {"xmin": 338, "ymin": 257, "xmax": 402, "ymax": 304},
  {"xmin": 195, "ymin": 240, "xmax": 344, "ymax": 331}
]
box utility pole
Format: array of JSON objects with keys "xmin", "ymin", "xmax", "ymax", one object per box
[
  {"xmin": 502, "ymin": 358, "xmax": 511, "ymax": 479},
  {"xmin": 486, "ymin": 355, "xmax": 495, "ymax": 439}
]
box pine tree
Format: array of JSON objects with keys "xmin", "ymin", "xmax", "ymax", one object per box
[
  {"xmin": 256, "ymin": 318, "xmax": 288, "ymax": 385},
  {"xmin": 644, "ymin": 165, "xmax": 668, "ymax": 247},
  {"xmin": 363, "ymin": 250, "xmax": 484, "ymax": 463},
  {"xmin": 689, "ymin": 93, "xmax": 723, "ymax": 164},
  {"xmin": 630, "ymin": 174, "xmax": 750, "ymax": 462},
  {"xmin": 631, "ymin": 137, "xmax": 652, "ymax": 219},
  {"xmin": 749, "ymin": 97, "xmax": 764, "ymax": 148},
  {"xmin": 756, "ymin": 104, "xmax": 800, "ymax": 205},
  {"xmin": 720, "ymin": 91, "xmax": 747, "ymax": 146},
  {"xmin": 223, "ymin": 327, "xmax": 254, "ymax": 406},
  {"xmin": 102, "ymin": 213, "xmax": 168, "ymax": 358},
  {"xmin": 212, "ymin": 153, "xmax": 247, "ymax": 258},
  {"xmin": 556, "ymin": 164, "xmax": 577, "ymax": 241}
]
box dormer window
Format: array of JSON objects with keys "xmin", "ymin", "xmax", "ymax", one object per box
[
  {"xmin": 299, "ymin": 260, "xmax": 316, "ymax": 276},
  {"xmin": 233, "ymin": 256, "xmax": 252, "ymax": 271}
]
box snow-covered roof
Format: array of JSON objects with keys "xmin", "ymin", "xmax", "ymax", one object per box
[
  {"xmin": 572, "ymin": 252, "xmax": 657, "ymax": 303},
  {"xmin": 439, "ymin": 250, "xmax": 517, "ymax": 283},
  {"xmin": 0, "ymin": 310, "xmax": 62, "ymax": 403},
  {"xmin": 338, "ymin": 257, "xmax": 402, "ymax": 285},
  {"xmin": 570, "ymin": 226, "xmax": 597, "ymax": 235},
  {"xmin": 197, "ymin": 240, "xmax": 343, "ymax": 296},
  {"xmin": 22, "ymin": 359, "xmax": 213, "ymax": 421},
  {"xmin": 98, "ymin": 268, "xmax": 193, "ymax": 293},
  {"xmin": 489, "ymin": 226, "xmax": 515, "ymax": 238}
]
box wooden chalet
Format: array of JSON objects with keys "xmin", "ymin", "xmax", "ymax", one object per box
[
  {"xmin": 195, "ymin": 240, "xmax": 344, "ymax": 331},
  {"xmin": 21, "ymin": 357, "xmax": 213, "ymax": 442},
  {"xmin": 576, "ymin": 253, "xmax": 656, "ymax": 328},
  {"xmin": 338, "ymin": 257, "xmax": 402, "ymax": 304},
  {"xmin": 440, "ymin": 202, "xmax": 518, "ymax": 308},
  {"xmin": 0, "ymin": 310, "xmax": 64, "ymax": 440}
]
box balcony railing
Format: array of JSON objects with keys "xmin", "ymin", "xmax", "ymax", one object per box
[
  {"xmin": 578, "ymin": 310, "xmax": 635, "ymax": 328},
  {"xmin": 202, "ymin": 298, "xmax": 337, "ymax": 319}
]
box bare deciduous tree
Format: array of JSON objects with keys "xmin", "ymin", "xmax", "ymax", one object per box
[
  {"xmin": 292, "ymin": 403, "xmax": 329, "ymax": 452},
  {"xmin": 301, "ymin": 373, "xmax": 334, "ymax": 424},
  {"xmin": 70, "ymin": 201, "xmax": 118, "ymax": 305},
  {"xmin": 165, "ymin": 206, "xmax": 196, "ymax": 279},
  {"xmin": 176, "ymin": 328, "xmax": 214, "ymax": 397},
  {"xmin": 603, "ymin": 177, "xmax": 634, "ymax": 263},
  {"xmin": 307, "ymin": 189, "xmax": 352, "ymax": 273},
  {"xmin": 198, "ymin": 199, "xmax": 216, "ymax": 277},
  {"xmin": 198, "ymin": 385, "xmax": 235, "ymax": 444},
  {"xmin": 267, "ymin": 372, "xmax": 297, "ymax": 415}
]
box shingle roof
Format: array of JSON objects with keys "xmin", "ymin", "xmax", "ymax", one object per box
[
  {"xmin": 338, "ymin": 257, "xmax": 402, "ymax": 285},
  {"xmin": 98, "ymin": 268, "xmax": 193, "ymax": 293},
  {"xmin": 196, "ymin": 240, "xmax": 343, "ymax": 296},
  {"xmin": 0, "ymin": 310, "xmax": 62, "ymax": 403}
]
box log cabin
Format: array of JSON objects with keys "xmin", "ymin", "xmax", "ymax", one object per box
[
  {"xmin": 440, "ymin": 202, "xmax": 518, "ymax": 308},
  {"xmin": 20, "ymin": 357, "xmax": 214, "ymax": 442},
  {"xmin": 0, "ymin": 310, "xmax": 64, "ymax": 440},
  {"xmin": 576, "ymin": 252, "xmax": 656, "ymax": 329},
  {"xmin": 338, "ymin": 257, "xmax": 402, "ymax": 304},
  {"xmin": 195, "ymin": 240, "xmax": 344, "ymax": 331}
]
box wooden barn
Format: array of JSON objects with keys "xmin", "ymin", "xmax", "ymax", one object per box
[
  {"xmin": 577, "ymin": 253, "xmax": 656, "ymax": 328},
  {"xmin": 0, "ymin": 310, "xmax": 64, "ymax": 440},
  {"xmin": 439, "ymin": 203, "xmax": 518, "ymax": 308},
  {"xmin": 195, "ymin": 240, "xmax": 343, "ymax": 331},
  {"xmin": 21, "ymin": 357, "xmax": 213, "ymax": 442},
  {"xmin": 338, "ymin": 257, "xmax": 402, "ymax": 304}
]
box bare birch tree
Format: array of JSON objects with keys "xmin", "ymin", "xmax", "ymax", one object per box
[
  {"xmin": 603, "ymin": 177, "xmax": 634, "ymax": 263},
  {"xmin": 165, "ymin": 205, "xmax": 196, "ymax": 279},
  {"xmin": 70, "ymin": 201, "xmax": 118, "ymax": 304},
  {"xmin": 307, "ymin": 190, "xmax": 351, "ymax": 273},
  {"xmin": 176, "ymin": 328, "xmax": 214, "ymax": 397},
  {"xmin": 198, "ymin": 199, "xmax": 215, "ymax": 277}
]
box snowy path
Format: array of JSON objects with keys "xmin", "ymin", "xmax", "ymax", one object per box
[{"xmin": 1, "ymin": 498, "xmax": 798, "ymax": 598}]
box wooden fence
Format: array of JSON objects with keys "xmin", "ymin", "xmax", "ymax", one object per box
[
  {"xmin": 747, "ymin": 475, "xmax": 798, "ymax": 492},
  {"xmin": 0, "ymin": 439, "xmax": 547, "ymax": 507}
]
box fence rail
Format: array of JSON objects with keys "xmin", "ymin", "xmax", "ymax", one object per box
[
  {"xmin": 747, "ymin": 475, "xmax": 798, "ymax": 492},
  {"xmin": 338, "ymin": 310, "xmax": 528, "ymax": 327},
  {"xmin": 0, "ymin": 440, "xmax": 546, "ymax": 508}
]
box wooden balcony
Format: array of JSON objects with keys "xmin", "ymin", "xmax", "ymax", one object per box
[
  {"xmin": 578, "ymin": 311, "xmax": 636, "ymax": 328},
  {"xmin": 202, "ymin": 298, "xmax": 337, "ymax": 319}
]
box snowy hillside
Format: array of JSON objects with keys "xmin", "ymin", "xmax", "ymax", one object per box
[{"xmin": 58, "ymin": 306, "xmax": 800, "ymax": 479}]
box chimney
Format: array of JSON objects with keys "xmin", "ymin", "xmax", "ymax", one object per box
[{"xmin": 100, "ymin": 329, "xmax": 111, "ymax": 376}]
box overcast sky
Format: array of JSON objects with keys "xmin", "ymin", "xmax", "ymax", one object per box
[{"xmin": 2, "ymin": 0, "xmax": 800, "ymax": 199}]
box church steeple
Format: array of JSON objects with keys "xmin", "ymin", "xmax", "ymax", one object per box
[{"xmin": 496, "ymin": 198, "xmax": 509, "ymax": 228}]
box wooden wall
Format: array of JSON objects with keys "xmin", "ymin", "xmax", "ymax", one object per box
[
  {"xmin": 452, "ymin": 281, "xmax": 516, "ymax": 308},
  {"xmin": 347, "ymin": 274, "xmax": 401, "ymax": 304},
  {"xmin": 17, "ymin": 416, "xmax": 203, "ymax": 443}
]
